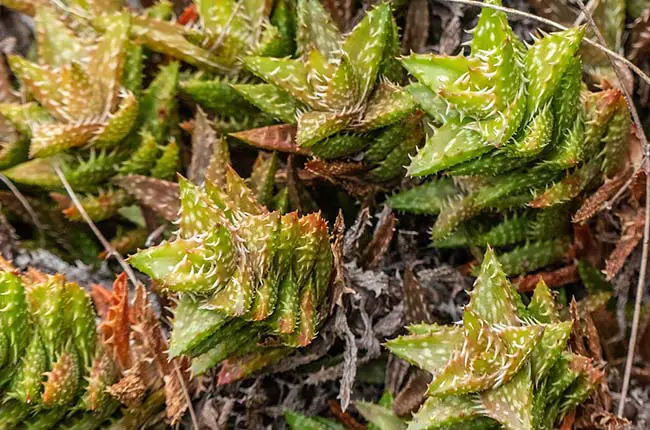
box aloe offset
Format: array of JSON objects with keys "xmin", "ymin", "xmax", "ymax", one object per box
[
  {"xmin": 390, "ymin": 0, "xmax": 631, "ymax": 274},
  {"xmin": 129, "ymin": 135, "xmax": 334, "ymax": 383},
  {"xmin": 386, "ymin": 248, "xmax": 601, "ymax": 430},
  {"xmin": 229, "ymin": 0, "xmax": 422, "ymax": 181}
]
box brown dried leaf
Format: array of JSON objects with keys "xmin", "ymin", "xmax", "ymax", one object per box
[
  {"xmin": 330, "ymin": 211, "xmax": 349, "ymax": 312},
  {"xmin": 514, "ymin": 265, "xmax": 579, "ymax": 292},
  {"xmin": 108, "ymin": 360, "xmax": 148, "ymax": 408},
  {"xmin": 402, "ymin": 267, "xmax": 431, "ymax": 325},
  {"xmin": 164, "ymin": 362, "xmax": 191, "ymax": 424},
  {"xmin": 91, "ymin": 283, "xmax": 115, "ymax": 320},
  {"xmin": 583, "ymin": 311, "xmax": 604, "ymax": 362},
  {"xmin": 114, "ymin": 175, "xmax": 180, "ymax": 222},
  {"xmin": 130, "ymin": 284, "xmax": 169, "ymax": 377},
  {"xmin": 230, "ymin": 124, "xmax": 308, "ymax": 154},
  {"xmin": 605, "ymin": 208, "xmax": 644, "ymax": 279},
  {"xmin": 573, "ymin": 174, "xmax": 628, "ymax": 223},
  {"xmin": 322, "ymin": 0, "xmax": 354, "ymax": 31},
  {"xmin": 570, "ymin": 298, "xmax": 588, "ymax": 357},
  {"xmin": 99, "ymin": 272, "xmax": 132, "ymax": 370},
  {"xmin": 359, "ymin": 207, "xmax": 395, "ymax": 270},
  {"xmin": 189, "ymin": 108, "xmax": 219, "ymax": 186},
  {"xmin": 394, "ymin": 370, "xmax": 430, "ymax": 417},
  {"xmin": 402, "ymin": 0, "xmax": 429, "ymax": 54}
]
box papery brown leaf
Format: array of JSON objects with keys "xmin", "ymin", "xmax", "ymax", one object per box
[
  {"xmin": 108, "ymin": 360, "xmax": 148, "ymax": 408},
  {"xmin": 394, "ymin": 370, "xmax": 430, "ymax": 417},
  {"xmin": 359, "ymin": 207, "xmax": 395, "ymax": 270},
  {"xmin": 91, "ymin": 283, "xmax": 115, "ymax": 320},
  {"xmin": 514, "ymin": 265, "xmax": 579, "ymax": 292},
  {"xmin": 402, "ymin": 267, "xmax": 431, "ymax": 325},
  {"xmin": 322, "ymin": 0, "xmax": 354, "ymax": 31},
  {"xmin": 114, "ymin": 175, "xmax": 180, "ymax": 221},
  {"xmin": 164, "ymin": 361, "xmax": 191, "ymax": 424},
  {"xmin": 330, "ymin": 211, "xmax": 348, "ymax": 312},
  {"xmin": 570, "ymin": 298, "xmax": 589, "ymax": 357},
  {"xmin": 605, "ymin": 208, "xmax": 644, "ymax": 279},
  {"xmin": 573, "ymin": 174, "xmax": 628, "ymax": 223},
  {"xmin": 575, "ymin": 409, "xmax": 629, "ymax": 430},
  {"xmin": 189, "ymin": 108, "xmax": 219, "ymax": 186},
  {"xmin": 230, "ymin": 124, "xmax": 309, "ymax": 154},
  {"xmin": 99, "ymin": 272, "xmax": 132, "ymax": 370},
  {"xmin": 130, "ymin": 284, "xmax": 169, "ymax": 377},
  {"xmin": 402, "ymin": 0, "xmax": 429, "ymax": 54}
]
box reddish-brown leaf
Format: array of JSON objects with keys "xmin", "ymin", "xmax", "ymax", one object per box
[
  {"xmin": 514, "ymin": 265, "xmax": 579, "ymax": 293},
  {"xmin": 99, "ymin": 272, "xmax": 132, "ymax": 370},
  {"xmin": 230, "ymin": 124, "xmax": 309, "ymax": 154},
  {"xmin": 359, "ymin": 207, "xmax": 396, "ymax": 270},
  {"xmin": 605, "ymin": 208, "xmax": 644, "ymax": 279},
  {"xmin": 114, "ymin": 175, "xmax": 180, "ymax": 221}
]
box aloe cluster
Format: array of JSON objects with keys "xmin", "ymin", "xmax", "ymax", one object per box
[
  {"xmin": 229, "ymin": 0, "xmax": 423, "ymax": 181},
  {"xmin": 0, "ymin": 262, "xmax": 173, "ymax": 429},
  {"xmin": 386, "ymin": 248, "xmax": 601, "ymax": 430},
  {"xmin": 0, "ymin": 4, "xmax": 182, "ymax": 261},
  {"xmin": 391, "ymin": 0, "xmax": 631, "ymax": 274},
  {"xmin": 129, "ymin": 141, "xmax": 333, "ymax": 382}
]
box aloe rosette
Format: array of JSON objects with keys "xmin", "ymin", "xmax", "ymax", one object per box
[
  {"xmin": 228, "ymin": 0, "xmax": 423, "ymax": 182},
  {"xmin": 0, "ymin": 6, "xmax": 181, "ymax": 260},
  {"xmin": 390, "ymin": 0, "xmax": 631, "ymax": 274},
  {"xmin": 385, "ymin": 248, "xmax": 601, "ymax": 430},
  {"xmin": 129, "ymin": 138, "xmax": 334, "ymax": 383}
]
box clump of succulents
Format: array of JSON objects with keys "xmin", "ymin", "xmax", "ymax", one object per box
[
  {"xmin": 390, "ymin": 0, "xmax": 631, "ymax": 275},
  {"xmin": 0, "ymin": 7, "xmax": 181, "ymax": 260},
  {"xmin": 90, "ymin": 0, "xmax": 297, "ymax": 133},
  {"xmin": 386, "ymin": 248, "xmax": 601, "ymax": 430},
  {"xmin": 228, "ymin": 0, "xmax": 423, "ymax": 182},
  {"xmin": 0, "ymin": 261, "xmax": 184, "ymax": 428},
  {"xmin": 129, "ymin": 136, "xmax": 334, "ymax": 382}
]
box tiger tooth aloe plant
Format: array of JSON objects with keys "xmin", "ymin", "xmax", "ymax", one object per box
[
  {"xmin": 386, "ymin": 248, "xmax": 601, "ymax": 430},
  {"xmin": 390, "ymin": 0, "xmax": 632, "ymax": 275},
  {"xmin": 0, "ymin": 9, "xmax": 182, "ymax": 261},
  {"xmin": 229, "ymin": 1, "xmax": 422, "ymax": 182},
  {"xmin": 0, "ymin": 262, "xmax": 185, "ymax": 428},
  {"xmin": 128, "ymin": 136, "xmax": 334, "ymax": 382}
]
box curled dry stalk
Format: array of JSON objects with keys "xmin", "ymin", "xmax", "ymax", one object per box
[
  {"xmin": 439, "ymin": 0, "xmax": 650, "ymax": 418},
  {"xmin": 53, "ymin": 163, "xmax": 199, "ymax": 428}
]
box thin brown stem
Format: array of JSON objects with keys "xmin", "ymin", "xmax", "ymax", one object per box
[{"xmin": 53, "ymin": 164, "xmax": 139, "ymax": 285}]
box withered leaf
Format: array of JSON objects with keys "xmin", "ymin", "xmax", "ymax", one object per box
[{"xmin": 114, "ymin": 175, "xmax": 180, "ymax": 221}]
